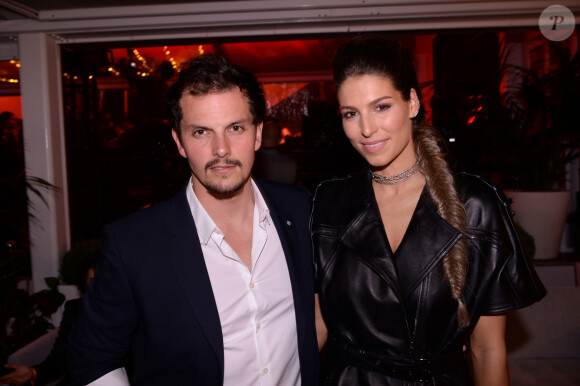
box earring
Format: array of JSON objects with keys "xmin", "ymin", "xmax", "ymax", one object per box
[{"xmin": 413, "ymin": 101, "xmax": 421, "ymax": 118}]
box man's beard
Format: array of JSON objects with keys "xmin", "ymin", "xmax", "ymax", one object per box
[{"xmin": 203, "ymin": 158, "xmax": 246, "ymax": 196}]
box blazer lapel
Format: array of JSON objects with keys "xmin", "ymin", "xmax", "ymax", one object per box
[
  {"xmin": 257, "ymin": 182, "xmax": 308, "ymax": 354},
  {"xmin": 163, "ymin": 184, "xmax": 224, "ymax": 375}
]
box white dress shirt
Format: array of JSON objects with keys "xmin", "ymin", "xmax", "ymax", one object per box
[
  {"xmin": 87, "ymin": 368, "xmax": 129, "ymax": 386},
  {"xmin": 187, "ymin": 178, "xmax": 301, "ymax": 386}
]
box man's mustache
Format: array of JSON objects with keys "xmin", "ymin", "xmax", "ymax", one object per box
[{"xmin": 205, "ymin": 158, "xmax": 242, "ymax": 170}]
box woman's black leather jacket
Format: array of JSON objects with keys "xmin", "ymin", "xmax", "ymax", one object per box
[{"xmin": 311, "ymin": 171, "xmax": 546, "ymax": 385}]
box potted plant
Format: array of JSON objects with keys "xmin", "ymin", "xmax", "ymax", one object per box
[
  {"xmin": 0, "ymin": 115, "xmax": 64, "ymax": 361},
  {"xmin": 498, "ymin": 42, "xmax": 580, "ymax": 259},
  {"xmin": 0, "ymin": 241, "xmax": 65, "ymax": 364}
]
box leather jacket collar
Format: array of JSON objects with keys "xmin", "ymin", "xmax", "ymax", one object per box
[{"xmin": 316, "ymin": 171, "xmax": 462, "ymax": 299}]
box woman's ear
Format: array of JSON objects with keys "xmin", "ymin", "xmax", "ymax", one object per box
[{"xmin": 409, "ymin": 88, "xmax": 420, "ymax": 118}]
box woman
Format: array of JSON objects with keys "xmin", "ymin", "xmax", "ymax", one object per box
[{"xmin": 312, "ymin": 37, "xmax": 546, "ymax": 385}]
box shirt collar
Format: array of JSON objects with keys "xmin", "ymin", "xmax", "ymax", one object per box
[
  {"xmin": 252, "ymin": 179, "xmax": 271, "ymax": 229},
  {"xmin": 185, "ymin": 178, "xmax": 271, "ymax": 245},
  {"xmin": 186, "ymin": 179, "xmax": 216, "ymax": 245}
]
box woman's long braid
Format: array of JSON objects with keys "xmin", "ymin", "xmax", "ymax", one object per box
[{"xmin": 415, "ymin": 124, "xmax": 470, "ymax": 327}]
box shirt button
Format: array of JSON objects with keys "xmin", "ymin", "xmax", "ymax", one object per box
[
  {"xmin": 263, "ymin": 368, "xmax": 269, "ymax": 374},
  {"xmin": 257, "ymin": 323, "xmax": 261, "ymax": 329},
  {"xmin": 249, "ymin": 283, "xmax": 255, "ymax": 288}
]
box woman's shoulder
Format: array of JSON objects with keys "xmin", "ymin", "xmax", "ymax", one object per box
[
  {"xmin": 314, "ymin": 176, "xmax": 353, "ymax": 199},
  {"xmin": 312, "ymin": 172, "xmax": 371, "ymax": 225},
  {"xmin": 454, "ymin": 172, "xmax": 513, "ymax": 232},
  {"xmin": 315, "ymin": 171, "xmax": 369, "ymax": 200},
  {"xmin": 454, "ymin": 172, "xmax": 509, "ymax": 207}
]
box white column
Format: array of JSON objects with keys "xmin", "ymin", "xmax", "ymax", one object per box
[{"xmin": 18, "ymin": 33, "xmax": 70, "ymax": 292}]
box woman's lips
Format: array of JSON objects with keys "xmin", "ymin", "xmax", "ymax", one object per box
[{"xmin": 362, "ymin": 139, "xmax": 387, "ymax": 153}]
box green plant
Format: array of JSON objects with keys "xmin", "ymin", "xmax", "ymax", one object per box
[
  {"xmin": 438, "ymin": 36, "xmax": 580, "ymax": 192},
  {"xmin": 0, "ymin": 250, "xmax": 64, "ymax": 363},
  {"xmin": 498, "ymin": 42, "xmax": 580, "ymax": 191},
  {"xmin": 0, "ymin": 138, "xmax": 62, "ymax": 361}
]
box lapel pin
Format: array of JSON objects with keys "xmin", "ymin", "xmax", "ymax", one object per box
[{"xmin": 286, "ymin": 220, "xmax": 292, "ymax": 226}]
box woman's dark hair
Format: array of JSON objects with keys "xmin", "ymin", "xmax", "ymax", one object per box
[
  {"xmin": 334, "ymin": 37, "xmax": 470, "ymax": 327},
  {"xmin": 166, "ymin": 53, "xmax": 266, "ymax": 138},
  {"xmin": 333, "ymin": 38, "xmax": 422, "ymax": 115},
  {"xmin": 76, "ymin": 249, "xmax": 100, "ymax": 294}
]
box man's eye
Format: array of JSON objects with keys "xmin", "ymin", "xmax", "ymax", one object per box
[
  {"xmin": 230, "ymin": 125, "xmax": 244, "ymax": 133},
  {"xmin": 193, "ymin": 129, "xmax": 207, "ymax": 136}
]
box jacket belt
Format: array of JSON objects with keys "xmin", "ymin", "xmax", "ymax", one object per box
[{"xmin": 329, "ymin": 336, "xmax": 465, "ymax": 383}]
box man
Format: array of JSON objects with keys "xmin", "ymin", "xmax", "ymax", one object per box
[
  {"xmin": 253, "ymin": 118, "xmax": 298, "ymax": 184},
  {"xmin": 67, "ymin": 54, "xmax": 319, "ymax": 385}
]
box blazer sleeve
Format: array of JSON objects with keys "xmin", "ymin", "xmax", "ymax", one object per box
[{"xmin": 67, "ymin": 225, "xmax": 137, "ymax": 386}]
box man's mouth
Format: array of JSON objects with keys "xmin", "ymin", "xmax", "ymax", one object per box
[{"xmin": 206, "ymin": 158, "xmax": 242, "ymax": 172}]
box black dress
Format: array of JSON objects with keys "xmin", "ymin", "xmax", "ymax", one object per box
[{"xmin": 311, "ymin": 172, "xmax": 546, "ymax": 385}]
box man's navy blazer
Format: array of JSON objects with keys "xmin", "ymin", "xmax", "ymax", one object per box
[{"xmin": 67, "ymin": 179, "xmax": 319, "ymax": 385}]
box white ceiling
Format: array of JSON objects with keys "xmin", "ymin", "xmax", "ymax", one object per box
[
  {"xmin": 2, "ymin": 1, "xmax": 578, "ymax": 42},
  {"xmin": 0, "ymin": 0, "xmax": 213, "ymax": 20},
  {"xmin": 0, "ymin": 1, "xmax": 578, "ymax": 59}
]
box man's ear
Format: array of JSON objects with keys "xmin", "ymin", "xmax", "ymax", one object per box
[
  {"xmin": 171, "ymin": 129, "xmax": 187, "ymax": 158},
  {"xmin": 255, "ymin": 122, "xmax": 263, "ymax": 151}
]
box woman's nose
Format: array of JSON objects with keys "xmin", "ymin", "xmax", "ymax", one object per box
[{"xmin": 360, "ymin": 116, "xmax": 377, "ymax": 138}]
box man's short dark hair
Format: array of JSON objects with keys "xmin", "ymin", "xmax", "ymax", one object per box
[{"xmin": 166, "ymin": 54, "xmax": 266, "ymax": 136}]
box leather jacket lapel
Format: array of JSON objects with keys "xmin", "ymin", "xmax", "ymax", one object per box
[
  {"xmin": 395, "ymin": 189, "xmax": 462, "ymax": 297},
  {"xmin": 338, "ymin": 181, "xmax": 403, "ymax": 299},
  {"xmin": 338, "ymin": 179, "xmax": 462, "ymax": 301}
]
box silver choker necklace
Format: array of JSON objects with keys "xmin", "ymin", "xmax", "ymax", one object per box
[{"xmin": 370, "ymin": 161, "xmax": 419, "ymax": 185}]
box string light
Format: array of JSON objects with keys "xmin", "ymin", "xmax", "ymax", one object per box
[
  {"xmin": 107, "ymin": 66, "xmax": 120, "ymax": 76},
  {"xmin": 163, "ymin": 46, "xmax": 178, "ymax": 70},
  {"xmin": 0, "ymin": 60, "xmax": 20, "ymax": 84},
  {"xmin": 132, "ymin": 49, "xmax": 151, "ymax": 73}
]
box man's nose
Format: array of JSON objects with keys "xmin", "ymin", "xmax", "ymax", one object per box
[{"xmin": 212, "ymin": 133, "xmax": 231, "ymax": 158}]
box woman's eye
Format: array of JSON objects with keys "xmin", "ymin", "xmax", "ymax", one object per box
[
  {"xmin": 375, "ymin": 104, "xmax": 391, "ymax": 112},
  {"xmin": 342, "ymin": 111, "xmax": 357, "ymax": 119}
]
